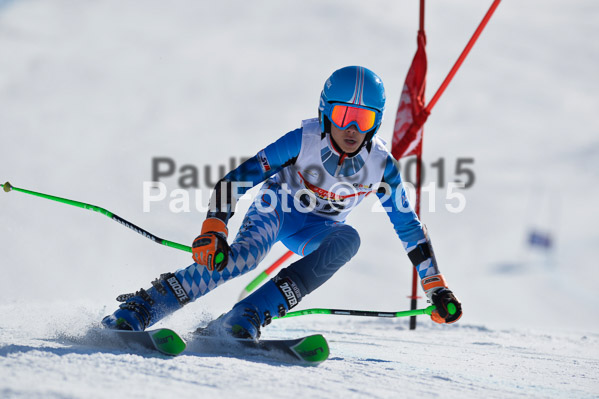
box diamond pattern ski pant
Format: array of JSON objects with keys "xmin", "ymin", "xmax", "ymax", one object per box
[{"xmin": 173, "ymin": 180, "xmax": 361, "ymax": 305}]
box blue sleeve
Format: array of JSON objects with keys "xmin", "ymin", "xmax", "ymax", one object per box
[
  {"xmin": 376, "ymin": 155, "xmax": 426, "ymax": 245},
  {"xmin": 224, "ymin": 128, "xmax": 302, "ymax": 190},
  {"xmin": 207, "ymin": 128, "xmax": 302, "ymax": 222}
]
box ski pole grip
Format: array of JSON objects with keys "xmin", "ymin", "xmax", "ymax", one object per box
[{"xmin": 447, "ymin": 303, "xmax": 457, "ymax": 315}]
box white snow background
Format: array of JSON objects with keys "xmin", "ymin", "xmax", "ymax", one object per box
[{"xmin": 1, "ymin": 0, "xmax": 598, "ymax": 398}]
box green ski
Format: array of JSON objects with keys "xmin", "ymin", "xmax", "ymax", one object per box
[
  {"xmin": 109, "ymin": 327, "xmax": 328, "ymax": 364},
  {"xmin": 189, "ymin": 333, "xmax": 330, "ymax": 365},
  {"xmin": 113, "ymin": 328, "xmax": 187, "ymax": 356}
]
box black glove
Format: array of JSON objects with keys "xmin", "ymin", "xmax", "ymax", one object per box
[{"xmin": 430, "ymin": 288, "xmax": 462, "ymax": 324}]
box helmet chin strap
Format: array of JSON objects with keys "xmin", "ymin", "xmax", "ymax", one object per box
[{"xmin": 329, "ymin": 134, "xmax": 347, "ymax": 155}]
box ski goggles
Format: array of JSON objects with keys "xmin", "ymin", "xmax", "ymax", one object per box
[{"xmin": 328, "ymin": 104, "xmax": 380, "ymax": 134}]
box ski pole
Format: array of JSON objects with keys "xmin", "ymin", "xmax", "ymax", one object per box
[
  {"xmin": 1, "ymin": 181, "xmax": 192, "ymax": 253},
  {"xmin": 276, "ymin": 305, "xmax": 440, "ymax": 320},
  {"xmin": 238, "ymin": 250, "xmax": 295, "ymax": 300}
]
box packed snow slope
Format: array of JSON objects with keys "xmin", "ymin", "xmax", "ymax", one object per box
[
  {"xmin": 1, "ymin": 303, "xmax": 597, "ymax": 399},
  {"xmin": 1, "ymin": 0, "xmax": 598, "ymax": 398}
]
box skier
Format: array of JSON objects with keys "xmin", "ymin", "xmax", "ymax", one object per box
[{"xmin": 102, "ymin": 66, "xmax": 462, "ymax": 339}]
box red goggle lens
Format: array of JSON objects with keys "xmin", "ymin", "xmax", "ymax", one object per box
[{"xmin": 330, "ymin": 105, "xmax": 376, "ymax": 132}]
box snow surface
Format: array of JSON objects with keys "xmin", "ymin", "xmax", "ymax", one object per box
[
  {"xmin": 1, "ymin": 0, "xmax": 598, "ymax": 398},
  {"xmin": 1, "ymin": 302, "xmax": 597, "ymax": 399}
]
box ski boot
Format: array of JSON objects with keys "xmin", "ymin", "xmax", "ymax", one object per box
[
  {"xmin": 215, "ymin": 276, "xmax": 302, "ymax": 341},
  {"xmin": 101, "ymin": 273, "xmax": 190, "ymax": 331}
]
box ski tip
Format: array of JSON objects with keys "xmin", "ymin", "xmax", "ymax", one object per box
[
  {"xmin": 2, "ymin": 181, "xmax": 13, "ymax": 193},
  {"xmin": 149, "ymin": 328, "xmax": 187, "ymax": 356},
  {"xmin": 291, "ymin": 334, "xmax": 329, "ymax": 364}
]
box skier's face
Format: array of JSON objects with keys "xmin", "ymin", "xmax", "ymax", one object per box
[{"xmin": 330, "ymin": 124, "xmax": 366, "ymax": 153}]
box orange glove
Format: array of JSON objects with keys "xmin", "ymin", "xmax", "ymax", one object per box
[
  {"xmin": 192, "ymin": 218, "xmax": 230, "ymax": 272},
  {"xmin": 422, "ymin": 274, "xmax": 463, "ymax": 324}
]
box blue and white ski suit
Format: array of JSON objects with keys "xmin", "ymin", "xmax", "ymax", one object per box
[{"xmin": 171, "ymin": 118, "xmax": 439, "ymax": 303}]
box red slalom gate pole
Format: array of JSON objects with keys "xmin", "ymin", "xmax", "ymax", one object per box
[
  {"xmin": 238, "ymin": 250, "xmax": 294, "ymax": 300},
  {"xmin": 407, "ymin": 0, "xmax": 501, "ymax": 329},
  {"xmin": 408, "ymin": 0, "xmax": 427, "ymax": 331},
  {"xmin": 410, "ymin": 145, "xmax": 424, "ymax": 330},
  {"xmin": 425, "ymin": 0, "xmax": 502, "ymax": 114}
]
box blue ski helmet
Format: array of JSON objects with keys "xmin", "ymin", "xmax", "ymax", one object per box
[{"xmin": 319, "ymin": 66, "xmax": 386, "ymax": 145}]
